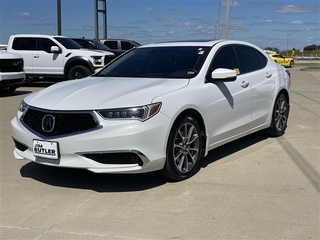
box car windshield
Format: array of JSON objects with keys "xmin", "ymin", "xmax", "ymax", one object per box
[
  {"xmin": 96, "ymin": 46, "xmax": 210, "ymax": 79},
  {"xmin": 89, "ymin": 40, "xmax": 112, "ymax": 51},
  {"xmin": 54, "ymin": 37, "xmax": 82, "ymax": 49}
]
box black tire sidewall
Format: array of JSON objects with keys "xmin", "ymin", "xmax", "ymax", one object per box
[
  {"xmin": 164, "ymin": 116, "xmax": 202, "ymax": 181},
  {"xmin": 68, "ymin": 65, "xmax": 91, "ymax": 79},
  {"xmin": 269, "ymin": 93, "xmax": 289, "ymax": 136}
]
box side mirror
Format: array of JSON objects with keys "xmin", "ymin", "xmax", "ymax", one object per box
[
  {"xmin": 210, "ymin": 68, "xmax": 237, "ymax": 82},
  {"xmin": 51, "ymin": 46, "xmax": 61, "ymax": 53}
]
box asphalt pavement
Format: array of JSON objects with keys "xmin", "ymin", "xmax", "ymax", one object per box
[{"xmin": 0, "ymin": 66, "xmax": 319, "ymax": 239}]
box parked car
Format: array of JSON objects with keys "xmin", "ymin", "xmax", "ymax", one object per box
[
  {"xmin": 269, "ymin": 54, "xmax": 294, "ymax": 68},
  {"xmin": 100, "ymin": 39, "xmax": 140, "ymax": 51},
  {"xmin": 7, "ymin": 34, "xmax": 114, "ymax": 80},
  {"xmin": 0, "ymin": 51, "xmax": 25, "ymax": 93},
  {"xmin": 71, "ymin": 38, "xmax": 124, "ymax": 58},
  {"xmin": 11, "ymin": 40, "xmax": 291, "ymax": 181}
]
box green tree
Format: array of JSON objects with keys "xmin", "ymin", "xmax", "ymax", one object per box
[{"xmin": 304, "ymin": 44, "xmax": 320, "ymax": 51}]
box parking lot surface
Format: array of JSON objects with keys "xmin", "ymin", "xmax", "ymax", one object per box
[{"xmin": 1, "ymin": 67, "xmax": 319, "ymax": 239}]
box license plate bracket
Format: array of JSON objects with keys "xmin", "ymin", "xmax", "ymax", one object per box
[{"xmin": 33, "ymin": 140, "xmax": 59, "ymax": 160}]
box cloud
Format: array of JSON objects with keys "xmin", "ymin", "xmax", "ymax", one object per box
[
  {"xmin": 157, "ymin": 17, "xmax": 180, "ymax": 23},
  {"xmin": 221, "ymin": 1, "xmax": 246, "ymax": 7},
  {"xmin": 264, "ymin": 20, "xmax": 274, "ymax": 23},
  {"xmin": 275, "ymin": 5, "xmax": 317, "ymax": 13},
  {"xmin": 8, "ymin": 12, "xmax": 31, "ymax": 19},
  {"xmin": 291, "ymin": 20, "xmax": 303, "ymax": 25},
  {"xmin": 144, "ymin": 7, "xmax": 153, "ymax": 14}
]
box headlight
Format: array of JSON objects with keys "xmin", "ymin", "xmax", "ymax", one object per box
[
  {"xmin": 97, "ymin": 103, "xmax": 161, "ymax": 121},
  {"xmin": 18, "ymin": 100, "xmax": 28, "ymax": 113},
  {"xmin": 91, "ymin": 56, "xmax": 104, "ymax": 65}
]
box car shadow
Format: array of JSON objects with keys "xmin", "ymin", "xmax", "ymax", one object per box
[
  {"xmin": 20, "ymin": 131, "xmax": 268, "ymax": 192},
  {"xmin": 0, "ymin": 90, "xmax": 32, "ymax": 98}
]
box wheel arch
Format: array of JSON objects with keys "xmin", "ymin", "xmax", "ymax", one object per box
[
  {"xmin": 278, "ymin": 88, "xmax": 290, "ymax": 104},
  {"xmin": 168, "ymin": 108, "xmax": 207, "ymax": 158},
  {"xmin": 64, "ymin": 56, "xmax": 94, "ymax": 77}
]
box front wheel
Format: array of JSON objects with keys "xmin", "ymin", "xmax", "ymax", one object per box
[
  {"xmin": 67, "ymin": 65, "xmax": 92, "ymax": 79},
  {"xmin": 160, "ymin": 116, "xmax": 203, "ymax": 181},
  {"xmin": 266, "ymin": 93, "xmax": 289, "ymax": 137}
]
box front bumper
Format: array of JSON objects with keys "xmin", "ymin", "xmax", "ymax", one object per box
[
  {"xmin": 0, "ymin": 72, "xmax": 25, "ymax": 86},
  {"xmin": 11, "ymin": 111, "xmax": 171, "ymax": 174}
]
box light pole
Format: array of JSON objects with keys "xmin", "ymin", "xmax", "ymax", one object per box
[{"xmin": 286, "ymin": 30, "xmax": 298, "ymax": 56}]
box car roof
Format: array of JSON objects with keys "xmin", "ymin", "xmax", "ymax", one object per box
[
  {"xmin": 139, "ymin": 39, "xmax": 255, "ymax": 48},
  {"xmin": 11, "ymin": 34, "xmax": 68, "ymax": 38}
]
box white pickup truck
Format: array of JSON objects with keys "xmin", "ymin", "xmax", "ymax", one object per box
[
  {"xmin": 0, "ymin": 49, "xmax": 26, "ymax": 93},
  {"xmin": 7, "ymin": 34, "xmax": 114, "ymax": 80}
]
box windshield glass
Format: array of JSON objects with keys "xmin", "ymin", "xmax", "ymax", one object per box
[
  {"xmin": 89, "ymin": 40, "xmax": 112, "ymax": 51},
  {"xmin": 97, "ymin": 46, "xmax": 210, "ymax": 78},
  {"xmin": 54, "ymin": 37, "xmax": 82, "ymax": 49}
]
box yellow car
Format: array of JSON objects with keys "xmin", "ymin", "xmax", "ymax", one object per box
[{"xmin": 269, "ymin": 54, "xmax": 294, "ymax": 68}]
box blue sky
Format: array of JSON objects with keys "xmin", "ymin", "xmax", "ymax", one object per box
[{"xmin": 0, "ymin": 0, "xmax": 319, "ymax": 51}]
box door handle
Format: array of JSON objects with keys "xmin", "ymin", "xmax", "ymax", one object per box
[
  {"xmin": 34, "ymin": 55, "xmax": 39, "ymax": 58},
  {"xmin": 240, "ymin": 81, "xmax": 249, "ymax": 88},
  {"xmin": 265, "ymin": 72, "xmax": 272, "ymax": 78}
]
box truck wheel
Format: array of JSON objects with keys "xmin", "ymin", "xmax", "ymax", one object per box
[
  {"xmin": 67, "ymin": 65, "xmax": 92, "ymax": 79},
  {"xmin": 0, "ymin": 86, "xmax": 17, "ymax": 94}
]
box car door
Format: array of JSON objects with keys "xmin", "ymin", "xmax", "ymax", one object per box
[
  {"xmin": 205, "ymin": 45, "xmax": 252, "ymax": 146},
  {"xmin": 33, "ymin": 38, "xmax": 64, "ymax": 75},
  {"xmin": 235, "ymin": 45, "xmax": 275, "ymax": 128},
  {"xmin": 11, "ymin": 37, "xmax": 35, "ymax": 74}
]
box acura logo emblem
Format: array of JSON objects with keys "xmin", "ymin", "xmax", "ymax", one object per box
[{"xmin": 42, "ymin": 115, "xmax": 55, "ymax": 133}]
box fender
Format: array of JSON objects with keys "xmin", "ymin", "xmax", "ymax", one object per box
[{"xmin": 64, "ymin": 56, "xmax": 94, "ymax": 77}]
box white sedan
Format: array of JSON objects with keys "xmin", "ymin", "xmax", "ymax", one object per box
[{"xmin": 11, "ymin": 40, "xmax": 291, "ymax": 181}]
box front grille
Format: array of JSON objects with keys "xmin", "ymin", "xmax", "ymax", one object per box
[
  {"xmin": 22, "ymin": 108, "xmax": 99, "ymax": 137},
  {"xmin": 83, "ymin": 152, "xmax": 143, "ymax": 166},
  {"xmin": 104, "ymin": 55, "xmax": 115, "ymax": 65},
  {"xmin": 0, "ymin": 58, "xmax": 24, "ymax": 72},
  {"xmin": 13, "ymin": 139, "xmax": 28, "ymax": 151}
]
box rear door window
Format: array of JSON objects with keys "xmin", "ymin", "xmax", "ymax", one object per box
[
  {"xmin": 12, "ymin": 37, "xmax": 36, "ymax": 50},
  {"xmin": 121, "ymin": 41, "xmax": 135, "ymax": 50},
  {"xmin": 235, "ymin": 45, "xmax": 267, "ymax": 74}
]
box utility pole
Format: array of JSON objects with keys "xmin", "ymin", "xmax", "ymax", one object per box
[
  {"xmin": 286, "ymin": 30, "xmax": 298, "ymax": 56},
  {"xmin": 57, "ymin": 0, "xmax": 61, "ymax": 35},
  {"xmin": 94, "ymin": 0, "xmax": 107, "ymax": 40},
  {"xmin": 224, "ymin": 0, "xmax": 231, "ymax": 39},
  {"xmin": 215, "ymin": 0, "xmax": 222, "ymax": 39}
]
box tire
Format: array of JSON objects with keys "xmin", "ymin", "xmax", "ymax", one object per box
[
  {"xmin": 0, "ymin": 86, "xmax": 17, "ymax": 94},
  {"xmin": 289, "ymin": 61, "xmax": 294, "ymax": 68},
  {"xmin": 67, "ymin": 65, "xmax": 92, "ymax": 79},
  {"xmin": 266, "ymin": 93, "xmax": 289, "ymax": 137},
  {"xmin": 160, "ymin": 116, "xmax": 202, "ymax": 181}
]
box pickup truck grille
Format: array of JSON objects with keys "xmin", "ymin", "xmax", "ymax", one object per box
[
  {"xmin": 21, "ymin": 108, "xmax": 100, "ymax": 138},
  {"xmin": 0, "ymin": 58, "xmax": 24, "ymax": 72}
]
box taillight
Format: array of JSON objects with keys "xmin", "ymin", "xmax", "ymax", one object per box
[{"xmin": 285, "ymin": 70, "xmax": 291, "ymax": 78}]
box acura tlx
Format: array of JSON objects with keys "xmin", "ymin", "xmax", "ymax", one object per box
[{"xmin": 11, "ymin": 39, "xmax": 291, "ymax": 181}]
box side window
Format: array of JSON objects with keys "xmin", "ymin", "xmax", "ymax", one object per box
[
  {"xmin": 104, "ymin": 41, "xmax": 117, "ymax": 49},
  {"xmin": 256, "ymin": 50, "xmax": 267, "ymax": 68},
  {"xmin": 209, "ymin": 45, "xmax": 240, "ymax": 75},
  {"xmin": 36, "ymin": 38, "xmax": 57, "ymax": 53},
  {"xmin": 235, "ymin": 45, "xmax": 264, "ymax": 73},
  {"xmin": 12, "ymin": 37, "xmax": 36, "ymax": 50},
  {"xmin": 78, "ymin": 40, "xmax": 93, "ymax": 49},
  {"xmin": 121, "ymin": 41, "xmax": 134, "ymax": 50}
]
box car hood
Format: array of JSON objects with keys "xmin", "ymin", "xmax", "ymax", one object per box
[
  {"xmin": 24, "ymin": 77, "xmax": 189, "ymax": 110},
  {"xmin": 71, "ymin": 49, "xmax": 114, "ymax": 56}
]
